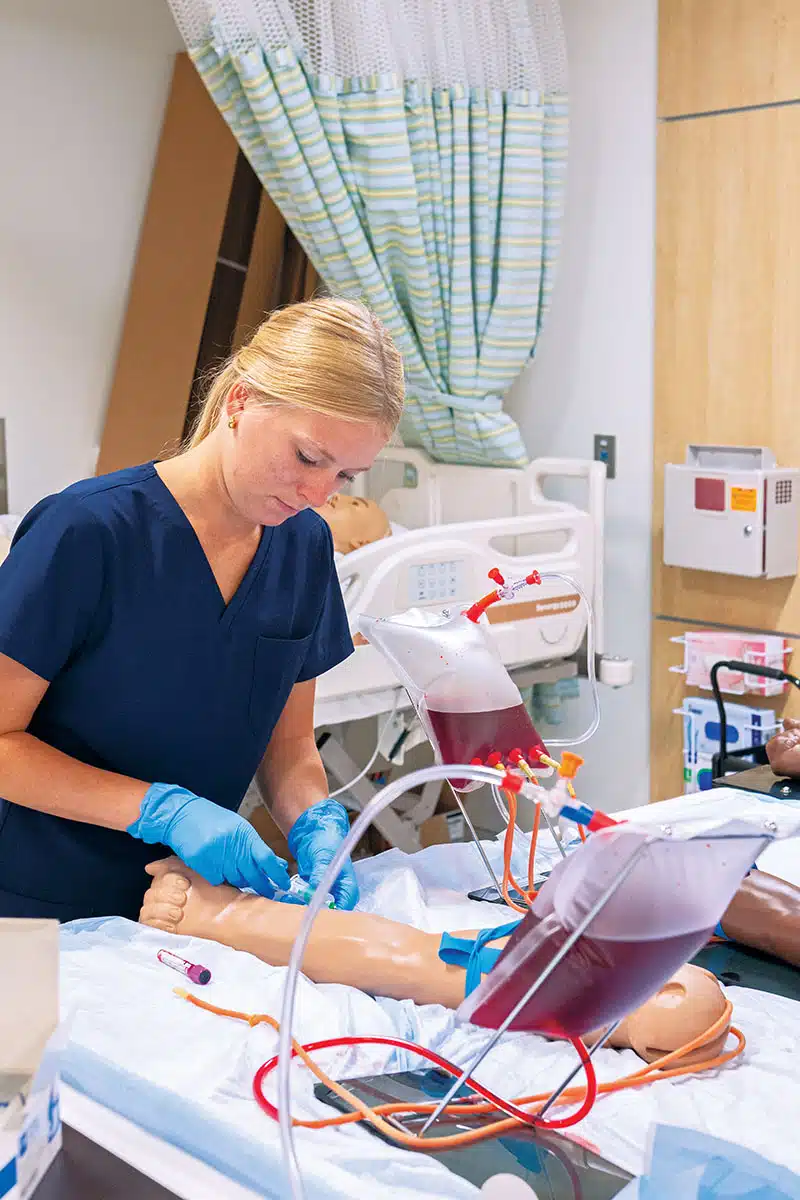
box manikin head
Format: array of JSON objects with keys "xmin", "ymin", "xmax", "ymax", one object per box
[
  {"xmin": 589, "ymin": 964, "xmax": 729, "ymax": 1065},
  {"xmin": 185, "ymin": 298, "xmax": 404, "ymax": 527},
  {"xmin": 313, "ymin": 492, "xmax": 391, "ymax": 554}
]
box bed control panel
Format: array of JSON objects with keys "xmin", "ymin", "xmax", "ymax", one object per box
[{"xmin": 409, "ymin": 560, "xmax": 465, "ymax": 604}]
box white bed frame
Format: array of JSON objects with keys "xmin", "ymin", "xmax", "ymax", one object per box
[
  {"xmin": 299, "ymin": 448, "xmax": 631, "ymax": 853},
  {"xmin": 316, "ymin": 447, "xmax": 607, "ymax": 715}
]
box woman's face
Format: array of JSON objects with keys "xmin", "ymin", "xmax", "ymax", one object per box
[{"xmin": 221, "ymin": 399, "xmax": 388, "ymax": 527}]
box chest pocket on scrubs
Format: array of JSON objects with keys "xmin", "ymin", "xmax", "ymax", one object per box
[{"xmin": 249, "ymin": 633, "xmax": 312, "ymax": 737}]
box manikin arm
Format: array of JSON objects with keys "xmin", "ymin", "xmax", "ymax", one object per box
[
  {"xmin": 140, "ymin": 858, "xmax": 470, "ymax": 1009},
  {"xmin": 139, "ymin": 859, "xmax": 734, "ymax": 1061},
  {"xmin": 719, "ymin": 868, "xmax": 800, "ymax": 967}
]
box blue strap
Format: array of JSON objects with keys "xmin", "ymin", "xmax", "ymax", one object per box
[
  {"xmin": 439, "ymin": 919, "xmax": 523, "ymax": 997},
  {"xmin": 0, "ymin": 1156, "xmax": 17, "ymax": 1199}
]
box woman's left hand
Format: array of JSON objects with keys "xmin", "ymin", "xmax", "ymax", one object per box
[{"xmin": 288, "ymin": 798, "xmax": 360, "ymax": 910}]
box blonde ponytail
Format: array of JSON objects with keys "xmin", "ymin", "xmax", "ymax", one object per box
[{"xmin": 187, "ymin": 297, "xmax": 404, "ymax": 449}]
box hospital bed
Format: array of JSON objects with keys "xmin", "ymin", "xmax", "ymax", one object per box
[
  {"xmin": 298, "ymin": 447, "xmax": 632, "ymax": 853},
  {"xmin": 56, "ymin": 785, "xmax": 800, "ymax": 1200}
]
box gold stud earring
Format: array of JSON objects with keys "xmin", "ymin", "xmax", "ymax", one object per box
[{"xmin": 228, "ymin": 415, "xmax": 237, "ymax": 429}]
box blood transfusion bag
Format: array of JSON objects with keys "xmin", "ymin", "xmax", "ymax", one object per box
[
  {"xmin": 459, "ymin": 823, "xmax": 765, "ymax": 1037},
  {"xmin": 359, "ymin": 609, "xmax": 547, "ymax": 790}
]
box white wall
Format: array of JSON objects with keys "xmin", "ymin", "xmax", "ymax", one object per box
[
  {"xmin": 507, "ymin": 0, "xmax": 658, "ymax": 812},
  {"xmin": 0, "ymin": 0, "xmax": 183, "ymax": 516}
]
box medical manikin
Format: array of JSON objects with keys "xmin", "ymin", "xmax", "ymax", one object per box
[
  {"xmin": 767, "ymin": 717, "xmax": 800, "ymax": 778},
  {"xmin": 138, "ymin": 856, "xmax": 800, "ymax": 1062},
  {"xmin": 313, "ymin": 493, "xmax": 391, "ymax": 554}
]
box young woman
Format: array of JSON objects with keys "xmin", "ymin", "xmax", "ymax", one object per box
[{"xmin": 0, "ymin": 298, "xmax": 403, "ymax": 920}]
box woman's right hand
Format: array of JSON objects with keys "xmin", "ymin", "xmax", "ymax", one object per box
[{"xmin": 127, "ymin": 783, "xmax": 291, "ymax": 896}]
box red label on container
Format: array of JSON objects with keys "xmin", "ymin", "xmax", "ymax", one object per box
[{"xmin": 694, "ymin": 477, "xmax": 726, "ymax": 512}]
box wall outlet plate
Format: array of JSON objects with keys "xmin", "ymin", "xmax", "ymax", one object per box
[{"xmin": 594, "ymin": 433, "xmax": 616, "ymax": 480}]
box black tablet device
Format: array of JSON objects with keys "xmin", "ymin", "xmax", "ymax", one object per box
[{"xmin": 314, "ymin": 1067, "xmax": 632, "ymax": 1197}]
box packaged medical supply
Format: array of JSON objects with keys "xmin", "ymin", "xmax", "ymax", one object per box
[
  {"xmin": 681, "ymin": 630, "xmax": 790, "ymax": 695},
  {"xmin": 682, "ymin": 698, "xmax": 776, "ymax": 794},
  {"xmin": 0, "ymin": 920, "xmax": 62, "ymax": 1200}
]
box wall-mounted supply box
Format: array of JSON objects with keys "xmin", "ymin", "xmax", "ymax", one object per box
[{"xmin": 664, "ymin": 445, "xmax": 800, "ymax": 578}]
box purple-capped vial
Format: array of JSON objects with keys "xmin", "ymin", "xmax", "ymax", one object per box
[{"xmin": 158, "ymin": 949, "xmax": 212, "ymax": 986}]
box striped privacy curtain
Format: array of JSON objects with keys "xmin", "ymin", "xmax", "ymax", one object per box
[{"xmin": 168, "ymin": 2, "xmax": 569, "ymax": 467}]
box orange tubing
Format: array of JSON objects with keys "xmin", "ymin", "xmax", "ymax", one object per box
[
  {"xmin": 176, "ymin": 989, "xmax": 744, "ymax": 1151},
  {"xmin": 500, "ymin": 788, "xmax": 536, "ymax": 913},
  {"xmin": 527, "ymin": 800, "xmax": 541, "ymax": 896}
]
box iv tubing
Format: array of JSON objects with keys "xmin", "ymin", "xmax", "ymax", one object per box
[
  {"xmin": 328, "ymin": 692, "xmax": 402, "ymax": 800},
  {"xmin": 276, "ymin": 762, "xmax": 530, "ymax": 1200},
  {"xmin": 538, "ymin": 572, "xmax": 601, "ymax": 748}
]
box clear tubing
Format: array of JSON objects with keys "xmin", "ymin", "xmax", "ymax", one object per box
[
  {"xmin": 538, "ymin": 572, "xmax": 600, "ymax": 748},
  {"xmin": 276, "ymin": 762, "xmax": 525, "ymax": 1200},
  {"xmin": 491, "ymin": 782, "xmax": 511, "ymax": 825},
  {"xmin": 327, "ymin": 693, "xmax": 402, "ymax": 800}
]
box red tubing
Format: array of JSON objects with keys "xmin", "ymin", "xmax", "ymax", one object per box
[
  {"xmin": 253, "ymin": 1033, "xmax": 597, "ymax": 1133},
  {"xmin": 465, "ymin": 589, "xmax": 501, "ymax": 623}
]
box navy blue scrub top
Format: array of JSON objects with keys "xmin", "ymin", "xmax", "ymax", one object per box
[{"xmin": 0, "ymin": 463, "xmax": 353, "ymax": 922}]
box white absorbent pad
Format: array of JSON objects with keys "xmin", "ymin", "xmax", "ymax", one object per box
[{"xmin": 60, "ymin": 830, "xmax": 800, "ymax": 1199}]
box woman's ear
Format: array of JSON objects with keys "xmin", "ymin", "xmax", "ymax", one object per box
[{"xmin": 224, "ymin": 382, "xmax": 249, "ymax": 421}]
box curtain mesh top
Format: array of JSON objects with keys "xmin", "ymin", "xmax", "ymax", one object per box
[{"xmin": 167, "ymin": 0, "xmax": 567, "ymax": 93}]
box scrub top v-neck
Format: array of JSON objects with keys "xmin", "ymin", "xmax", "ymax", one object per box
[{"xmin": 0, "ymin": 462, "xmax": 353, "ymax": 921}]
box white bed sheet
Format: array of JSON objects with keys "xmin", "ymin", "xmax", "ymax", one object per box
[{"xmin": 59, "ymin": 805, "xmax": 800, "ymax": 1200}]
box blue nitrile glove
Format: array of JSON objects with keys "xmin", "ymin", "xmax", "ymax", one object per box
[
  {"xmin": 287, "ymin": 798, "xmax": 360, "ymax": 911},
  {"xmin": 128, "ymin": 783, "xmax": 291, "ymax": 897}
]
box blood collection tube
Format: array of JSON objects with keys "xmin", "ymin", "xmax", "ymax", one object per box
[{"xmin": 157, "ymin": 949, "xmax": 211, "ymax": 985}]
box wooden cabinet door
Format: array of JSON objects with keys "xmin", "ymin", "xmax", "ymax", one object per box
[{"xmin": 654, "ymin": 103, "xmax": 800, "ymax": 636}]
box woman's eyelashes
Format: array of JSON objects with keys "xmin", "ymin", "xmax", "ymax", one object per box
[{"xmin": 296, "ymin": 447, "xmax": 355, "ymax": 484}]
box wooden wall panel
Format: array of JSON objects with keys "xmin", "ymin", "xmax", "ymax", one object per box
[
  {"xmin": 653, "ymin": 103, "xmax": 800, "ymax": 635},
  {"xmin": 233, "ymin": 197, "xmax": 322, "ymax": 350},
  {"xmin": 232, "ymin": 190, "xmax": 288, "ymax": 350},
  {"xmin": 650, "ymin": 617, "xmax": 800, "ymax": 802},
  {"xmin": 96, "ymin": 54, "xmax": 239, "ymax": 473},
  {"xmin": 658, "ymin": 0, "xmax": 800, "ymax": 118}
]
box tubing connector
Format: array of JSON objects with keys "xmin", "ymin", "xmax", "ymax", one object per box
[
  {"xmin": 465, "ymin": 568, "xmax": 542, "ymax": 623},
  {"xmin": 558, "ymin": 752, "xmax": 584, "ymax": 781},
  {"xmin": 559, "ymin": 802, "xmax": 620, "ymax": 832}
]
